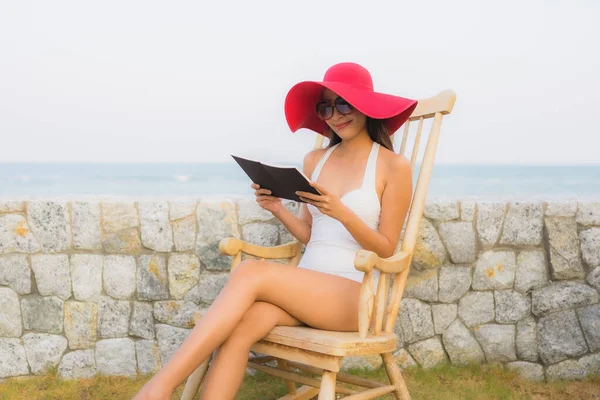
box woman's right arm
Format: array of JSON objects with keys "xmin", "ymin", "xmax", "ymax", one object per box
[
  {"xmin": 272, "ymin": 151, "xmax": 320, "ymax": 244},
  {"xmin": 272, "ymin": 204, "xmax": 310, "ymax": 244},
  {"xmin": 252, "ymin": 150, "xmax": 321, "ymax": 245}
]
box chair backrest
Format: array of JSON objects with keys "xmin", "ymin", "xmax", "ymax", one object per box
[{"xmin": 313, "ymin": 90, "xmax": 457, "ymax": 336}]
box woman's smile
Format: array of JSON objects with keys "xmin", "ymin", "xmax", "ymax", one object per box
[{"xmin": 334, "ymin": 120, "xmax": 352, "ymax": 129}]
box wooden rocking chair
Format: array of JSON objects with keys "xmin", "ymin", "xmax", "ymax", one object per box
[{"xmin": 181, "ymin": 90, "xmax": 457, "ymax": 400}]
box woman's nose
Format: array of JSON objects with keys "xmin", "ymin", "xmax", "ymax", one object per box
[{"xmin": 331, "ymin": 107, "xmax": 344, "ymax": 120}]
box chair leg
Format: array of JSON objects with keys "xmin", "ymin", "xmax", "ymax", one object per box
[
  {"xmin": 381, "ymin": 352, "xmax": 411, "ymax": 400},
  {"xmin": 277, "ymin": 359, "xmax": 297, "ymax": 395},
  {"xmin": 317, "ymin": 370, "xmax": 337, "ymax": 400},
  {"xmin": 180, "ymin": 352, "xmax": 213, "ymax": 400}
]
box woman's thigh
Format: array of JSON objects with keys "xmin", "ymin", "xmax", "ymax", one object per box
[{"xmin": 232, "ymin": 261, "xmax": 362, "ymax": 332}]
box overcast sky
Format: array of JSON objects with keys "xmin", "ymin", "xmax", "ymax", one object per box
[{"xmin": 1, "ymin": 0, "xmax": 599, "ymax": 165}]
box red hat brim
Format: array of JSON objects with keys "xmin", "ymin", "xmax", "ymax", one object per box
[{"xmin": 285, "ymin": 81, "xmax": 418, "ymax": 136}]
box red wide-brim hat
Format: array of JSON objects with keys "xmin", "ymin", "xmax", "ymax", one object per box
[{"xmin": 284, "ymin": 62, "xmax": 418, "ymax": 136}]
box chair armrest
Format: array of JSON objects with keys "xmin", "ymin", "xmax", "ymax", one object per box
[
  {"xmin": 219, "ymin": 238, "xmax": 302, "ymax": 259},
  {"xmin": 354, "ymin": 250, "xmax": 411, "ymax": 337},
  {"xmin": 354, "ymin": 250, "xmax": 410, "ymax": 274}
]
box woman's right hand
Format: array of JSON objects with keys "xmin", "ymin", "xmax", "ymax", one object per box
[{"xmin": 252, "ymin": 183, "xmax": 283, "ymax": 214}]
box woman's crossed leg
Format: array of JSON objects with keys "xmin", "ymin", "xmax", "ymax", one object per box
[
  {"xmin": 199, "ymin": 301, "xmax": 300, "ymax": 399},
  {"xmin": 133, "ymin": 259, "xmax": 362, "ymax": 400}
]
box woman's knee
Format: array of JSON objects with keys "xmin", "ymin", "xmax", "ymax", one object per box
[
  {"xmin": 223, "ymin": 302, "xmax": 280, "ymax": 349},
  {"xmin": 229, "ymin": 259, "xmax": 269, "ymax": 287}
]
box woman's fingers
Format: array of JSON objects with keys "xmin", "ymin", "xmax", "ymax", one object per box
[
  {"xmin": 299, "ymin": 196, "xmax": 332, "ymax": 215},
  {"xmin": 298, "ymin": 196, "xmax": 311, "ymax": 205},
  {"xmin": 255, "ymin": 188, "xmax": 272, "ymax": 196},
  {"xmin": 296, "ymin": 191, "xmax": 321, "ymax": 201},
  {"xmin": 308, "ymin": 181, "xmax": 327, "ymax": 195},
  {"xmin": 299, "ymin": 196, "xmax": 324, "ymax": 207},
  {"xmin": 251, "ymin": 183, "xmax": 271, "ymax": 192}
]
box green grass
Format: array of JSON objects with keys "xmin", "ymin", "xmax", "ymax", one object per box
[{"xmin": 0, "ymin": 364, "xmax": 599, "ymax": 400}]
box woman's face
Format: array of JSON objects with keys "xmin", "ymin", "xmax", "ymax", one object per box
[{"xmin": 320, "ymin": 88, "xmax": 367, "ymax": 140}]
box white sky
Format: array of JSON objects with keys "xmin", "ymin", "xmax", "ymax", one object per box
[{"xmin": 1, "ymin": 0, "xmax": 599, "ymax": 165}]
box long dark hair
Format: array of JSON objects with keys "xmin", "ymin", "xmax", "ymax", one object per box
[{"xmin": 327, "ymin": 117, "xmax": 394, "ymax": 151}]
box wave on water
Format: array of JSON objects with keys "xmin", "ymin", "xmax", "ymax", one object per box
[{"xmin": 173, "ymin": 175, "xmax": 192, "ymax": 182}]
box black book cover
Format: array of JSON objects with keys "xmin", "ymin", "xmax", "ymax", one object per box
[{"xmin": 231, "ymin": 155, "xmax": 321, "ymax": 203}]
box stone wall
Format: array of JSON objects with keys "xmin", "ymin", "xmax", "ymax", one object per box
[{"xmin": 0, "ymin": 198, "xmax": 599, "ymax": 382}]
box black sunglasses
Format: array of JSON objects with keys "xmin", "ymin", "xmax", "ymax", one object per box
[{"xmin": 316, "ymin": 97, "xmax": 354, "ymax": 121}]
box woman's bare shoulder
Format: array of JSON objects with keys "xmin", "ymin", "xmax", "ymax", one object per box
[
  {"xmin": 302, "ymin": 148, "xmax": 327, "ymax": 175},
  {"xmin": 379, "ymin": 146, "xmax": 411, "ymax": 181}
]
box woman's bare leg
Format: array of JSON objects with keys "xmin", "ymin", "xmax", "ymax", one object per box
[
  {"xmin": 199, "ymin": 301, "xmax": 301, "ymax": 400},
  {"xmin": 133, "ymin": 260, "xmax": 361, "ymax": 400}
]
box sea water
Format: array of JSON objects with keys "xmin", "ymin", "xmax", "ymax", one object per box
[{"xmin": 1, "ymin": 163, "xmax": 599, "ymax": 201}]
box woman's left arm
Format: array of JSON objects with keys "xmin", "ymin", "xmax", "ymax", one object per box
[{"xmin": 297, "ymin": 155, "xmax": 413, "ymax": 258}]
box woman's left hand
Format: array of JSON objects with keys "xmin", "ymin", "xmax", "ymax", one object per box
[{"xmin": 296, "ymin": 182, "xmax": 351, "ymax": 223}]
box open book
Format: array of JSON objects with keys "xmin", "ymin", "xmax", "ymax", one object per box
[{"xmin": 231, "ymin": 155, "xmax": 321, "ymax": 203}]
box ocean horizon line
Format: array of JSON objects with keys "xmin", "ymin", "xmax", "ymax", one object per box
[{"xmin": 1, "ymin": 161, "xmax": 600, "ymax": 167}]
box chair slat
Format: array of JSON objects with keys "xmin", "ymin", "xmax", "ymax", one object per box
[
  {"xmin": 384, "ymin": 269, "xmax": 410, "ymax": 333},
  {"xmin": 399, "ymin": 120, "xmax": 411, "ymax": 157},
  {"xmin": 231, "ymin": 252, "xmax": 242, "ymax": 272},
  {"xmin": 373, "ymin": 273, "xmax": 389, "ymax": 335},
  {"xmin": 409, "ymin": 117, "xmax": 424, "ymax": 170},
  {"xmin": 314, "ymin": 134, "xmax": 325, "ymax": 149},
  {"xmin": 402, "ymin": 112, "xmax": 443, "ymax": 255},
  {"xmin": 358, "ymin": 270, "xmax": 375, "ymax": 338}
]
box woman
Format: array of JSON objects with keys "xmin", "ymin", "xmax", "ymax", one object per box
[{"xmin": 134, "ymin": 62, "xmax": 417, "ymax": 400}]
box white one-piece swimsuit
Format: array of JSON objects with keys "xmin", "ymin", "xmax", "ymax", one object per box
[{"xmin": 297, "ymin": 141, "xmax": 382, "ymax": 283}]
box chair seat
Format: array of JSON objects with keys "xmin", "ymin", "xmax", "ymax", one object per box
[{"xmin": 259, "ymin": 325, "xmax": 398, "ymax": 356}]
